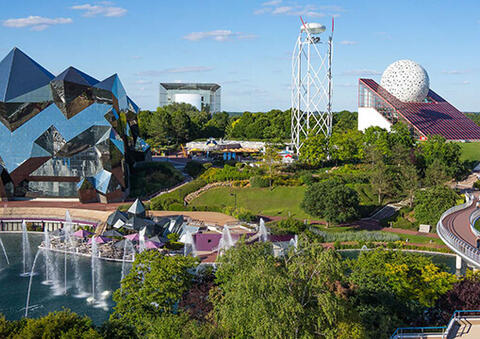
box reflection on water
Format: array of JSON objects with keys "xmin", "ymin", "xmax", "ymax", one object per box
[{"xmin": 0, "ymin": 233, "xmax": 123, "ymax": 324}]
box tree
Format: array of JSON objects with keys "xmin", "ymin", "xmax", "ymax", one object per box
[
  {"xmin": 418, "ymin": 135, "xmax": 462, "ymax": 179},
  {"xmin": 348, "ymin": 250, "xmax": 456, "ymax": 338},
  {"xmin": 436, "ymin": 271, "xmax": 480, "ymax": 322},
  {"xmin": 391, "ymin": 144, "xmax": 420, "ymax": 207},
  {"xmin": 212, "ymin": 240, "xmax": 365, "ymax": 338},
  {"xmin": 262, "ymin": 145, "xmax": 281, "ymax": 186},
  {"xmin": 302, "ymin": 179, "xmax": 360, "ymax": 225},
  {"xmin": 13, "ymin": 310, "xmax": 100, "ymax": 338},
  {"xmin": 299, "ymin": 133, "xmax": 329, "ymax": 167},
  {"xmin": 333, "ymin": 110, "xmax": 358, "ymax": 131},
  {"xmin": 390, "ymin": 122, "xmax": 414, "ymax": 149},
  {"xmin": 363, "ymin": 126, "xmax": 391, "ymax": 156},
  {"xmin": 111, "ymin": 250, "xmax": 198, "ymax": 333},
  {"xmin": 365, "ymin": 146, "xmax": 395, "ymax": 204},
  {"xmin": 330, "ymin": 129, "xmax": 364, "ymax": 163},
  {"xmin": 424, "ymin": 158, "xmax": 450, "ymax": 187},
  {"xmin": 414, "ymin": 185, "xmax": 459, "ymax": 227}
]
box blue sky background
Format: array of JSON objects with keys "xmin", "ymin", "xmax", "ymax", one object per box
[{"xmin": 1, "ymin": 0, "xmax": 479, "ymax": 112}]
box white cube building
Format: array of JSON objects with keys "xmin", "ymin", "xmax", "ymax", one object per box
[{"xmin": 159, "ymin": 83, "xmax": 221, "ymax": 113}]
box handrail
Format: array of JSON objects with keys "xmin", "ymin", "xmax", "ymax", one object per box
[
  {"xmin": 436, "ymin": 193, "xmax": 480, "ymax": 267},
  {"xmin": 391, "ymin": 310, "xmax": 480, "ymax": 339},
  {"xmin": 469, "ymin": 207, "xmax": 480, "ymax": 239}
]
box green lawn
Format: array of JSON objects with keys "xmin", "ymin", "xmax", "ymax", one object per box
[
  {"xmin": 457, "ymin": 142, "xmax": 480, "ymax": 163},
  {"xmin": 189, "ymin": 186, "xmax": 313, "ymax": 219},
  {"xmin": 385, "ymin": 232, "xmax": 444, "ymax": 245}
]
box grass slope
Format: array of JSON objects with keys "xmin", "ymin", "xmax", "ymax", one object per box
[
  {"xmin": 189, "ymin": 186, "xmax": 312, "ymax": 219},
  {"xmin": 458, "ymin": 142, "xmax": 480, "ymax": 163}
]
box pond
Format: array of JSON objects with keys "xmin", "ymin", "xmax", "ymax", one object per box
[{"xmin": 0, "ymin": 233, "xmax": 123, "ymax": 324}]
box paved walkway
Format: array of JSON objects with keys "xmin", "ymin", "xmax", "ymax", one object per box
[{"xmin": 442, "ymin": 193, "xmax": 478, "ymax": 249}]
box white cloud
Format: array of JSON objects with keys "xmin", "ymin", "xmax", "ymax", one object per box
[
  {"xmin": 137, "ymin": 67, "xmax": 213, "ymax": 76},
  {"xmin": 341, "ymin": 69, "xmax": 381, "ymax": 76},
  {"xmin": 254, "ymin": 3, "xmax": 342, "ymax": 18},
  {"xmin": 442, "ymin": 70, "xmax": 469, "ymax": 75},
  {"xmin": 135, "ymin": 79, "xmax": 152, "ymax": 84},
  {"xmin": 183, "ymin": 30, "xmax": 257, "ymax": 42},
  {"xmin": 71, "ymin": 3, "xmax": 127, "ymax": 17},
  {"xmin": 339, "ymin": 40, "xmax": 358, "ymax": 45},
  {"xmin": 3, "ymin": 16, "xmax": 72, "ymax": 30},
  {"xmin": 262, "ymin": 0, "xmax": 282, "ymax": 6}
]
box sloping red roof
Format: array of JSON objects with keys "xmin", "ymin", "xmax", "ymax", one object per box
[{"xmin": 360, "ymin": 78, "xmax": 480, "ymax": 140}]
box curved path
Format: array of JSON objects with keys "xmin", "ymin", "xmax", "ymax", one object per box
[{"xmin": 438, "ymin": 192, "xmax": 480, "ymax": 268}]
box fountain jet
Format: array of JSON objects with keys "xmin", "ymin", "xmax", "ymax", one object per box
[{"xmin": 21, "ymin": 220, "xmax": 33, "ymax": 277}]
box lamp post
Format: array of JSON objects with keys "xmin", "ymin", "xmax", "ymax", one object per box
[{"xmin": 230, "ymin": 192, "xmax": 237, "ymax": 210}]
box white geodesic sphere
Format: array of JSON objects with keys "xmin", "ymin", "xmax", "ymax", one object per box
[{"xmin": 380, "ymin": 60, "xmax": 429, "ymax": 103}]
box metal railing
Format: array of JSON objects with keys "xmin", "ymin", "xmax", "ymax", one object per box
[
  {"xmin": 436, "ymin": 193, "xmax": 480, "ymax": 267},
  {"xmin": 391, "ymin": 310, "xmax": 480, "ymax": 339},
  {"xmin": 469, "ymin": 207, "xmax": 480, "ymax": 239}
]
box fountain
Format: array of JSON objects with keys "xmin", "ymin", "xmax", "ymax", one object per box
[
  {"xmin": 183, "ymin": 232, "xmax": 197, "ymax": 257},
  {"xmin": 21, "ymin": 220, "xmax": 33, "ymax": 277},
  {"xmin": 138, "ymin": 227, "xmax": 146, "ymax": 253},
  {"xmin": 25, "ymin": 250, "xmax": 42, "ymax": 317},
  {"xmin": 90, "ymin": 237, "xmax": 105, "ymax": 306},
  {"xmin": 121, "ymin": 239, "xmax": 134, "ymax": 282},
  {"xmin": 64, "ymin": 211, "xmax": 87, "ymax": 298},
  {"xmin": 42, "ymin": 227, "xmax": 60, "ymax": 289},
  {"xmin": 0, "ymin": 236, "xmax": 10, "ymax": 266},
  {"xmin": 258, "ymin": 218, "xmax": 269, "ymax": 242},
  {"xmin": 217, "ymin": 226, "xmax": 235, "ymax": 254}
]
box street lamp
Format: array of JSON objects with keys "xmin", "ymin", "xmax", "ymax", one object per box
[{"xmin": 230, "ymin": 192, "xmax": 237, "ymax": 210}]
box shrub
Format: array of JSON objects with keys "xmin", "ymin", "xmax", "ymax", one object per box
[
  {"xmin": 203, "ymin": 162, "xmax": 213, "ymax": 170},
  {"xmin": 313, "ymin": 230, "xmax": 400, "ymax": 242},
  {"xmin": 300, "ymin": 173, "xmax": 316, "ymax": 186},
  {"xmin": 474, "ymin": 180, "xmax": 480, "ymax": 190},
  {"xmin": 167, "ymin": 202, "xmax": 187, "ymax": 211},
  {"xmin": 223, "ymin": 207, "xmax": 256, "ymax": 222},
  {"xmin": 250, "ymin": 176, "xmax": 270, "ymax": 188},
  {"xmin": 184, "ymin": 160, "xmax": 204, "ymax": 178},
  {"xmin": 150, "ymin": 178, "xmax": 206, "ymax": 210},
  {"xmin": 275, "ymin": 217, "xmax": 306, "ymax": 234}
]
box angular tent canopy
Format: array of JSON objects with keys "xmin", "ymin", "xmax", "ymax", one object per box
[
  {"xmin": 102, "ymin": 229, "xmax": 123, "ymax": 237},
  {"xmin": 128, "ymin": 198, "xmax": 146, "ymax": 218},
  {"xmin": 113, "ymin": 219, "xmax": 126, "ymax": 229},
  {"xmin": 106, "ymin": 210, "xmax": 127, "ymax": 226},
  {"xmin": 87, "ymin": 236, "xmax": 112, "ymax": 244},
  {"xmin": 73, "ymin": 229, "xmax": 93, "ymax": 238}
]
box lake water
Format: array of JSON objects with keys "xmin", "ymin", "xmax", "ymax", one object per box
[{"xmin": 0, "ymin": 233, "xmax": 123, "ymax": 324}]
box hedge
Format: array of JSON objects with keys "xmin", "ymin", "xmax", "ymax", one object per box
[{"xmin": 150, "ymin": 178, "xmax": 206, "ymax": 210}]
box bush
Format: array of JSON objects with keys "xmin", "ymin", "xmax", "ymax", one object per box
[
  {"xmin": 313, "ymin": 230, "xmax": 400, "ymax": 242},
  {"xmin": 474, "ymin": 180, "xmax": 480, "ymax": 190},
  {"xmin": 184, "ymin": 160, "xmax": 204, "ymax": 178},
  {"xmin": 300, "ymin": 173, "xmax": 316, "ymax": 186},
  {"xmin": 250, "ymin": 176, "xmax": 270, "ymax": 188},
  {"xmin": 167, "ymin": 202, "xmax": 187, "ymax": 211},
  {"xmin": 150, "ymin": 178, "xmax": 206, "ymax": 210},
  {"xmin": 200, "ymin": 165, "xmax": 253, "ymax": 183},
  {"xmin": 275, "ymin": 217, "xmax": 306, "ymax": 234},
  {"xmin": 224, "ymin": 207, "xmax": 257, "ymax": 222}
]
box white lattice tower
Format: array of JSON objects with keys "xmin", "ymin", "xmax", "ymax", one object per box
[{"xmin": 291, "ymin": 20, "xmax": 333, "ymax": 154}]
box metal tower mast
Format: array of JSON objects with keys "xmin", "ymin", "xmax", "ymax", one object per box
[{"xmin": 291, "ymin": 18, "xmax": 334, "ymax": 154}]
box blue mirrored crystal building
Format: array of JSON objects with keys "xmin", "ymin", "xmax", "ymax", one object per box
[{"xmin": 0, "ymin": 48, "xmax": 150, "ymax": 202}]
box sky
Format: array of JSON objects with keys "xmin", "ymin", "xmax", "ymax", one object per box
[{"xmin": 1, "ymin": 0, "xmax": 479, "ymax": 112}]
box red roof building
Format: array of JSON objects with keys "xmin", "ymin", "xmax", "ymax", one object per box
[{"xmin": 358, "ymin": 78, "xmax": 480, "ymax": 141}]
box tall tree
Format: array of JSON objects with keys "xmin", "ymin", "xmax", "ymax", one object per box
[
  {"xmin": 299, "ymin": 134, "xmax": 329, "ymax": 167},
  {"xmin": 365, "ymin": 146, "xmax": 395, "ymax": 204},
  {"xmin": 302, "ymin": 179, "xmax": 360, "ymax": 225}
]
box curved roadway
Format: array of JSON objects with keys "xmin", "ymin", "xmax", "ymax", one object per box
[{"xmin": 443, "ymin": 195, "xmax": 478, "ymax": 248}]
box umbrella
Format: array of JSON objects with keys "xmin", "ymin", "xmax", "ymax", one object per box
[
  {"xmin": 102, "ymin": 229, "xmax": 123, "ymax": 237},
  {"xmin": 144, "ymin": 240, "xmax": 163, "ymax": 249},
  {"xmin": 124, "ymin": 233, "xmax": 140, "ymax": 241},
  {"xmin": 87, "ymin": 236, "xmax": 112, "ymax": 244},
  {"xmin": 73, "ymin": 230, "xmax": 93, "ymax": 238}
]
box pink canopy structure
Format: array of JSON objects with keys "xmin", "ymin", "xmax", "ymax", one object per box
[
  {"xmin": 124, "ymin": 233, "xmax": 140, "ymax": 241},
  {"xmin": 87, "ymin": 236, "xmax": 112, "ymax": 244},
  {"xmin": 73, "ymin": 230, "xmax": 93, "ymax": 238},
  {"xmin": 144, "ymin": 240, "xmax": 163, "ymax": 249}
]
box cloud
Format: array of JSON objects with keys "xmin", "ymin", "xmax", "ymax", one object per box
[
  {"xmin": 135, "ymin": 79, "xmax": 152, "ymax": 84},
  {"xmin": 183, "ymin": 30, "xmax": 257, "ymax": 42},
  {"xmin": 442, "ymin": 70, "xmax": 469, "ymax": 75},
  {"xmin": 262, "ymin": 0, "xmax": 282, "ymax": 5},
  {"xmin": 341, "ymin": 69, "xmax": 381, "ymax": 76},
  {"xmin": 71, "ymin": 3, "xmax": 127, "ymax": 17},
  {"xmin": 3, "ymin": 16, "xmax": 72, "ymax": 30},
  {"xmin": 254, "ymin": 3, "xmax": 343, "ymax": 18},
  {"xmin": 136, "ymin": 66, "xmax": 213, "ymax": 76},
  {"xmin": 339, "ymin": 40, "xmax": 358, "ymax": 45}
]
